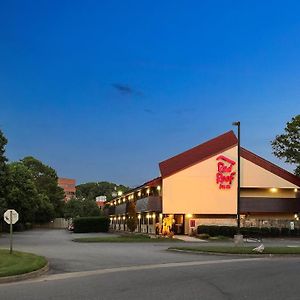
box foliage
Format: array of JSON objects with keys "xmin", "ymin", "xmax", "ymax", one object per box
[
  {"xmin": 21, "ymin": 156, "xmax": 65, "ymax": 216},
  {"xmin": 34, "ymin": 194, "xmax": 55, "ymax": 223},
  {"xmin": 76, "ymin": 181, "xmax": 131, "ymax": 201},
  {"xmin": 0, "ymin": 129, "xmax": 8, "ymax": 216},
  {"xmin": 197, "ymin": 225, "xmax": 300, "ymax": 237},
  {"xmin": 6, "ymin": 162, "xmax": 40, "ymax": 223},
  {"xmin": 64, "ymin": 197, "xmax": 101, "ymax": 219},
  {"xmin": 73, "ymin": 216, "xmax": 110, "ymax": 233},
  {"xmin": 271, "ymin": 115, "xmax": 300, "ymax": 176},
  {"xmin": 126, "ymin": 201, "xmax": 138, "ymax": 232}
]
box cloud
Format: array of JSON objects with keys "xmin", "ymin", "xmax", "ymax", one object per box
[
  {"xmin": 144, "ymin": 108, "xmax": 155, "ymax": 114},
  {"xmin": 112, "ymin": 83, "xmax": 143, "ymax": 97}
]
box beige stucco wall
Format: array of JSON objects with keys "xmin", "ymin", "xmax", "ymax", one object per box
[
  {"xmin": 162, "ymin": 147, "xmax": 238, "ymax": 214},
  {"xmin": 162, "ymin": 145, "xmax": 298, "ymax": 215},
  {"xmin": 241, "ymin": 188, "xmax": 297, "ymax": 198},
  {"xmin": 240, "ymin": 158, "xmax": 298, "ymax": 188}
]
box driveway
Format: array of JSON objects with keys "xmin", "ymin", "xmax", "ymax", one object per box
[{"xmin": 0, "ymin": 229, "xmax": 226, "ymax": 273}]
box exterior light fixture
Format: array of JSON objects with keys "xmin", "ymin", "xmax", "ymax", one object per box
[
  {"xmin": 152, "ymin": 213, "xmax": 156, "ymax": 219},
  {"xmin": 122, "ymin": 216, "xmax": 126, "ymax": 220},
  {"xmin": 157, "ymin": 186, "xmax": 161, "ymax": 191},
  {"xmin": 186, "ymin": 214, "xmax": 193, "ymax": 218},
  {"xmin": 138, "ymin": 215, "xmax": 141, "ymax": 220},
  {"xmin": 270, "ymin": 188, "xmax": 278, "ymax": 193},
  {"xmin": 138, "ymin": 191, "xmax": 141, "ymax": 197},
  {"xmin": 294, "ymin": 188, "xmax": 298, "ymax": 193},
  {"xmin": 146, "ymin": 214, "xmax": 150, "ymax": 219},
  {"xmin": 123, "ymin": 198, "xmax": 125, "ymax": 203},
  {"xmin": 117, "ymin": 191, "xmax": 123, "ymax": 196}
]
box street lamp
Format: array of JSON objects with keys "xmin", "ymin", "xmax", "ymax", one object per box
[{"xmin": 232, "ymin": 121, "xmax": 241, "ymax": 235}]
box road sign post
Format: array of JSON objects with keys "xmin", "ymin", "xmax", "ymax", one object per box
[{"xmin": 4, "ymin": 209, "xmax": 19, "ymax": 254}]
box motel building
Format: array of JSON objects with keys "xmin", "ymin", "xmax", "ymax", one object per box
[{"xmin": 106, "ymin": 131, "xmax": 300, "ymax": 235}]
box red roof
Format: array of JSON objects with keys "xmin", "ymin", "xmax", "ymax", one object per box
[
  {"xmin": 159, "ymin": 131, "xmax": 238, "ymax": 178},
  {"xmin": 159, "ymin": 131, "xmax": 300, "ymax": 187},
  {"xmin": 241, "ymin": 147, "xmax": 300, "ymax": 187}
]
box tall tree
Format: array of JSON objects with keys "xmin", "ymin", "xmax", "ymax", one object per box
[
  {"xmin": 64, "ymin": 197, "xmax": 101, "ymax": 219},
  {"xmin": 0, "ymin": 129, "xmax": 8, "ymax": 216},
  {"xmin": 21, "ymin": 156, "xmax": 65, "ymax": 216},
  {"xmin": 76, "ymin": 181, "xmax": 131, "ymax": 201},
  {"xmin": 271, "ymin": 115, "xmax": 300, "ymax": 176},
  {"xmin": 6, "ymin": 162, "xmax": 39, "ymax": 223},
  {"xmin": 126, "ymin": 201, "xmax": 137, "ymax": 232}
]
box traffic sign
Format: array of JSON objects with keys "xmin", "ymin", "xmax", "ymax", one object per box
[{"xmin": 4, "ymin": 209, "xmax": 19, "ymax": 225}]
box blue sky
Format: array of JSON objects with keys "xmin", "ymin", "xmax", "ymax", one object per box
[{"xmin": 0, "ymin": 1, "xmax": 299, "ymax": 186}]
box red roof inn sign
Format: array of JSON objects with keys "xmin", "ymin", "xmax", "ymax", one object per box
[{"xmin": 216, "ymin": 155, "xmax": 236, "ymax": 189}]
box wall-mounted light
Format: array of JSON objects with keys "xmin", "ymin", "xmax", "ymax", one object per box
[
  {"xmin": 117, "ymin": 191, "xmax": 123, "ymax": 196},
  {"xmin": 186, "ymin": 214, "xmax": 193, "ymax": 218},
  {"xmin": 122, "ymin": 216, "xmax": 126, "ymax": 220},
  {"xmin": 152, "ymin": 213, "xmax": 156, "ymax": 219},
  {"xmin": 157, "ymin": 186, "xmax": 161, "ymax": 191},
  {"xmin": 138, "ymin": 215, "xmax": 141, "ymax": 220},
  {"xmin": 146, "ymin": 214, "xmax": 150, "ymax": 219},
  {"xmin": 138, "ymin": 191, "xmax": 141, "ymax": 197},
  {"xmin": 270, "ymin": 188, "xmax": 278, "ymax": 193},
  {"xmin": 294, "ymin": 188, "xmax": 298, "ymax": 193}
]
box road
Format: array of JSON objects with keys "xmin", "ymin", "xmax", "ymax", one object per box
[{"xmin": 1, "ymin": 230, "xmax": 300, "ymax": 299}]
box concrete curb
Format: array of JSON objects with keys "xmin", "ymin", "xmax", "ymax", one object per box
[
  {"xmin": 0, "ymin": 261, "xmax": 49, "ymax": 284},
  {"xmin": 167, "ymin": 248, "xmax": 274, "ymax": 257}
]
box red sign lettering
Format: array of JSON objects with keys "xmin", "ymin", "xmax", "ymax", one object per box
[{"xmin": 216, "ymin": 155, "xmax": 236, "ymax": 189}]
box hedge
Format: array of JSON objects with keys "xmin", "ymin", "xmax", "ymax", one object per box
[
  {"xmin": 197, "ymin": 225, "xmax": 300, "ymax": 238},
  {"xmin": 73, "ymin": 216, "xmax": 110, "ymax": 233}
]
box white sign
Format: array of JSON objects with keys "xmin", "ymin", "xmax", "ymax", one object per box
[
  {"xmin": 96, "ymin": 196, "xmax": 107, "ymax": 202},
  {"xmin": 4, "ymin": 209, "xmax": 19, "ymax": 225}
]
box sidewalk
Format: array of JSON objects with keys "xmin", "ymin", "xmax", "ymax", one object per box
[{"xmin": 174, "ymin": 235, "xmax": 207, "ymax": 242}]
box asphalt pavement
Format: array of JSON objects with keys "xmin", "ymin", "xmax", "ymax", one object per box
[{"xmin": 1, "ymin": 229, "xmax": 300, "ymax": 299}]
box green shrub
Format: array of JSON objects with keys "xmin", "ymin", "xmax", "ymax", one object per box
[
  {"xmin": 73, "ymin": 216, "xmax": 110, "ymax": 233},
  {"xmin": 270, "ymin": 227, "xmax": 280, "ymax": 237},
  {"xmin": 197, "ymin": 225, "xmax": 237, "ymax": 237},
  {"xmin": 280, "ymin": 227, "xmax": 290, "ymax": 236}
]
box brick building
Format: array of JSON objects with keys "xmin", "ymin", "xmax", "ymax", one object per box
[{"xmin": 58, "ymin": 178, "xmax": 76, "ymax": 202}]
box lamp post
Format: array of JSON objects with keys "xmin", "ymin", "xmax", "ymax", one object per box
[{"xmin": 232, "ymin": 121, "xmax": 241, "ymax": 235}]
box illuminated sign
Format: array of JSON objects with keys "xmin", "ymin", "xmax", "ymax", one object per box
[{"xmin": 216, "ymin": 155, "xmax": 236, "ymax": 189}]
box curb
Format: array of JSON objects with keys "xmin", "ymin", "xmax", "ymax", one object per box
[
  {"xmin": 0, "ymin": 261, "xmax": 49, "ymax": 284},
  {"xmin": 167, "ymin": 248, "xmax": 274, "ymax": 257}
]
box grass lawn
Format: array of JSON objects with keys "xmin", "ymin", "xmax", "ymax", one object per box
[
  {"xmin": 73, "ymin": 234, "xmax": 180, "ymax": 243},
  {"xmin": 169, "ymin": 246, "xmax": 300, "ymax": 255},
  {"xmin": 0, "ymin": 249, "xmax": 47, "ymax": 277}
]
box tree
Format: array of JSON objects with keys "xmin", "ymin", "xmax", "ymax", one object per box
[
  {"xmin": 21, "ymin": 156, "xmax": 65, "ymax": 216},
  {"xmin": 126, "ymin": 201, "xmax": 137, "ymax": 232},
  {"xmin": 6, "ymin": 162, "xmax": 39, "ymax": 223},
  {"xmin": 64, "ymin": 197, "xmax": 101, "ymax": 219},
  {"xmin": 271, "ymin": 115, "xmax": 300, "ymax": 176},
  {"xmin": 76, "ymin": 181, "xmax": 130, "ymax": 201},
  {"xmin": 0, "ymin": 129, "xmax": 8, "ymax": 216}
]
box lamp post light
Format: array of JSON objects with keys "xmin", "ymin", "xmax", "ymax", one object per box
[{"xmin": 232, "ymin": 121, "xmax": 242, "ymax": 242}]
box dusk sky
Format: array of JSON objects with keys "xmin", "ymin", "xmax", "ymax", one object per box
[{"xmin": 1, "ymin": 1, "xmax": 299, "ymax": 187}]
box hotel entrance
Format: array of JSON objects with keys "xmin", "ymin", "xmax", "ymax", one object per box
[{"xmin": 173, "ymin": 214, "xmax": 185, "ymax": 235}]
